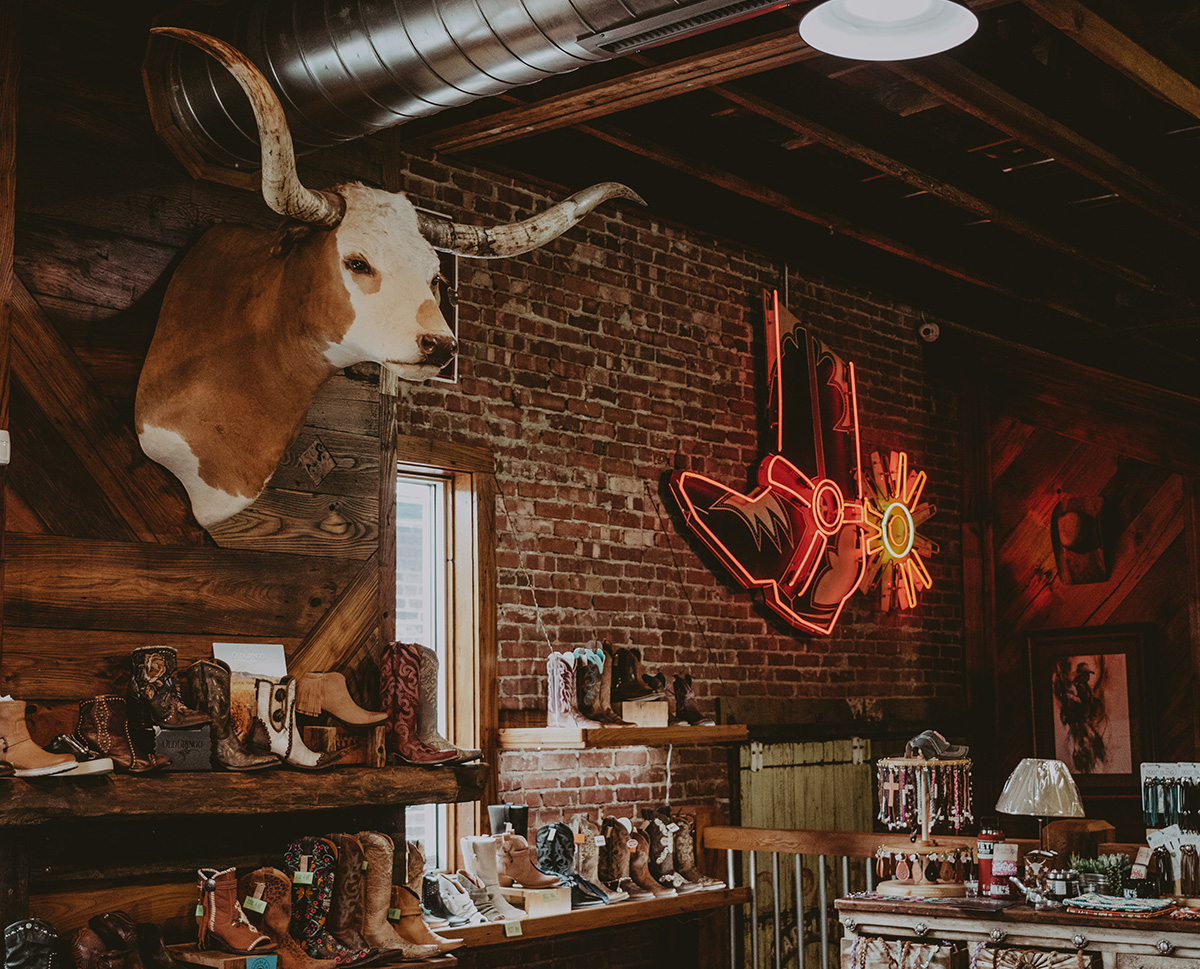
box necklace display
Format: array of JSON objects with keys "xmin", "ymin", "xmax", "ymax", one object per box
[{"xmin": 874, "ymin": 755, "xmax": 974, "ymax": 898}]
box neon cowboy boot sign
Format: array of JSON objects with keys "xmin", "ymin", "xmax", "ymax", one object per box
[{"xmin": 669, "ymin": 290, "xmax": 868, "ymax": 635}]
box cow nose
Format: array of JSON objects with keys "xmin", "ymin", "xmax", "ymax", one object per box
[{"xmin": 419, "ymin": 333, "xmax": 458, "ymax": 368}]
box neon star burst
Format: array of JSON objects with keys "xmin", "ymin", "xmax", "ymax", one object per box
[{"xmin": 862, "ymin": 450, "xmax": 938, "ymax": 611}]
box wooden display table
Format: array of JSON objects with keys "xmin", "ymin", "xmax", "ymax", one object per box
[{"xmin": 837, "ymin": 894, "xmax": 1200, "ymax": 964}]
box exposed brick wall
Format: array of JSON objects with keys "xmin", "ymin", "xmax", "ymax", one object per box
[{"xmin": 393, "ymin": 148, "xmax": 963, "ymax": 825}]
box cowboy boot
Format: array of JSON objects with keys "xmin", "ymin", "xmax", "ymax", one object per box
[
  {"xmin": 186, "ymin": 660, "xmax": 277, "ymax": 770},
  {"xmin": 66, "ymin": 927, "xmax": 121, "ymax": 969},
  {"xmin": 45, "ymin": 734, "xmax": 114, "ymax": 777},
  {"xmin": 386, "ymin": 879, "xmax": 462, "ymax": 953},
  {"xmin": 552, "ymin": 653, "xmax": 601, "ymax": 728},
  {"xmin": 5, "ymin": 918, "xmax": 69, "ymax": 969},
  {"xmin": 354, "ymin": 831, "xmax": 441, "ymax": 959},
  {"xmin": 629, "ymin": 827, "xmax": 674, "ymax": 898},
  {"xmin": 378, "ymin": 642, "xmax": 456, "ymax": 765},
  {"xmin": 0, "ymin": 699, "xmax": 75, "ymax": 777},
  {"xmin": 672, "ymin": 674, "xmax": 716, "ymax": 726},
  {"xmin": 496, "ymin": 832, "xmax": 559, "ymax": 888},
  {"xmin": 435, "ymin": 874, "xmax": 487, "ymax": 925},
  {"xmin": 641, "ymin": 814, "xmax": 701, "ymax": 893},
  {"xmin": 407, "ymin": 643, "xmax": 482, "ymax": 763},
  {"xmin": 487, "ymin": 804, "xmax": 510, "ymax": 836},
  {"xmin": 461, "ymin": 836, "xmax": 526, "ymax": 919},
  {"xmin": 237, "ymin": 868, "xmax": 340, "ymax": 969},
  {"xmin": 570, "ymin": 814, "xmax": 625, "ymax": 902},
  {"xmin": 536, "ymin": 822, "xmax": 608, "ymax": 907},
  {"xmin": 255, "ymin": 677, "xmax": 338, "ymax": 770},
  {"xmin": 664, "ymin": 811, "xmax": 724, "ymax": 889},
  {"xmin": 600, "ymin": 818, "xmax": 651, "ymax": 899},
  {"xmin": 75, "ymin": 696, "xmax": 168, "ymax": 773},
  {"xmin": 88, "ymin": 913, "xmax": 146, "ymax": 969},
  {"xmin": 324, "ymin": 835, "xmax": 378, "ymax": 958},
  {"xmin": 128, "ymin": 646, "xmax": 209, "ymax": 730},
  {"xmin": 196, "ymin": 867, "xmax": 274, "ymax": 953},
  {"xmin": 576, "ymin": 648, "xmax": 627, "ymax": 727},
  {"xmin": 230, "ymin": 671, "xmax": 272, "ymax": 753},
  {"xmin": 596, "ymin": 641, "xmax": 634, "ymax": 726},
  {"xmin": 295, "ymin": 673, "xmax": 386, "ymax": 726},
  {"xmin": 611, "ymin": 647, "xmax": 658, "ymax": 703},
  {"xmin": 545, "ymin": 652, "xmax": 566, "ymax": 727},
  {"xmin": 282, "ymin": 837, "xmax": 367, "ymax": 964}
]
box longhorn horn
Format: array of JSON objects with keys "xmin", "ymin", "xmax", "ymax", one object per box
[
  {"xmin": 416, "ymin": 182, "xmax": 645, "ymax": 258},
  {"xmin": 150, "ymin": 27, "xmax": 346, "ymax": 228}
]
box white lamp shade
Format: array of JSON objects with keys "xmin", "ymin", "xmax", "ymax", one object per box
[
  {"xmin": 995, "ymin": 758, "xmax": 1085, "ymax": 818},
  {"xmin": 798, "ymin": 0, "xmax": 978, "ymax": 61}
]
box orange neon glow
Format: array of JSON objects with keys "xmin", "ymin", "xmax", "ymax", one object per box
[{"xmin": 861, "ymin": 449, "xmax": 938, "ymax": 612}]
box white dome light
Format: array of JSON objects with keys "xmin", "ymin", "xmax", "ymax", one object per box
[{"xmin": 799, "ymin": 0, "xmax": 978, "ymax": 61}]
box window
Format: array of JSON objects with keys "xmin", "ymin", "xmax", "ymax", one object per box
[{"xmin": 393, "ymin": 436, "xmax": 497, "ymax": 872}]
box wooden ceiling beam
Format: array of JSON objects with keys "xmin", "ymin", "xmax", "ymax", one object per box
[
  {"xmin": 576, "ymin": 118, "xmax": 1134, "ymax": 327},
  {"xmin": 719, "ymin": 70, "xmax": 1200, "ymax": 305},
  {"xmin": 892, "ymin": 55, "xmax": 1200, "ymax": 243},
  {"xmin": 1020, "ymin": 0, "xmax": 1200, "ymax": 120},
  {"xmin": 409, "ymin": 28, "xmax": 822, "ymax": 154}
]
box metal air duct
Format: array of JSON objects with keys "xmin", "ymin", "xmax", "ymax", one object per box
[{"xmin": 154, "ymin": 0, "xmax": 792, "ymax": 169}]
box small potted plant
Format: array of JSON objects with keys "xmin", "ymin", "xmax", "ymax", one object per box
[{"xmin": 1070, "ymin": 853, "xmax": 1132, "ymax": 896}]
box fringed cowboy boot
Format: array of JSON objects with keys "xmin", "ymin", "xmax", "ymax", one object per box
[
  {"xmin": 378, "ymin": 642, "xmax": 455, "ymax": 765},
  {"xmin": 355, "ymin": 831, "xmax": 441, "ymax": 960},
  {"xmin": 195, "ymin": 868, "xmax": 274, "ymax": 954},
  {"xmin": 185, "ymin": 659, "xmax": 277, "ymax": 770},
  {"xmin": 294, "ymin": 673, "xmax": 386, "ymax": 726},
  {"xmin": 237, "ymin": 868, "xmax": 339, "ymax": 969},
  {"xmin": 128, "ymin": 646, "xmax": 209, "ymax": 730},
  {"xmin": 255, "ymin": 677, "xmax": 338, "ymax": 770},
  {"xmin": 409, "ymin": 643, "xmax": 482, "ymax": 763}
]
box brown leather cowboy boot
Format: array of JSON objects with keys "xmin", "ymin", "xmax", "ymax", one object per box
[
  {"xmin": 378, "ymin": 643, "xmax": 455, "ymax": 765},
  {"xmin": 75, "ymin": 695, "xmax": 168, "ymax": 773},
  {"xmin": 600, "ymin": 818, "xmax": 651, "ymax": 899},
  {"xmin": 629, "ymin": 827, "xmax": 674, "ymax": 897},
  {"xmin": 129, "ymin": 646, "xmax": 209, "ymax": 730},
  {"xmin": 354, "ymin": 831, "xmax": 441, "ymax": 960},
  {"xmin": 185, "ymin": 659, "xmax": 277, "ymax": 770},
  {"xmin": 196, "ymin": 867, "xmax": 274, "ymax": 953},
  {"xmin": 324, "ymin": 835, "xmax": 378, "ymax": 958},
  {"xmin": 410, "ymin": 644, "xmax": 482, "ymax": 763},
  {"xmin": 237, "ymin": 868, "xmax": 338, "ymax": 969}
]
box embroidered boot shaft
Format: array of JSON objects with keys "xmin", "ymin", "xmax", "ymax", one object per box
[
  {"xmin": 237, "ymin": 867, "xmax": 339, "ymax": 969},
  {"xmin": 128, "ymin": 646, "xmax": 209, "ymax": 730}
]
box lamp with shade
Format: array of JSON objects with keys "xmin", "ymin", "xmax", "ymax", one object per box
[{"xmin": 798, "ymin": 0, "xmax": 978, "ymax": 62}]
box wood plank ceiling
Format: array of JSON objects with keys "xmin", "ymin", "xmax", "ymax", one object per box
[{"xmin": 401, "ymin": 0, "xmax": 1200, "ymax": 395}]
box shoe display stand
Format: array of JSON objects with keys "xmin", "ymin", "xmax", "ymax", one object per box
[
  {"xmin": 440, "ymin": 887, "xmax": 751, "ymax": 948},
  {"xmin": 496, "ymin": 724, "xmax": 748, "ymax": 750},
  {"xmin": 0, "ymin": 764, "xmax": 487, "ymax": 934}
]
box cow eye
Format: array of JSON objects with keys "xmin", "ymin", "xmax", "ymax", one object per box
[{"xmin": 343, "ymin": 256, "xmax": 373, "ymax": 275}]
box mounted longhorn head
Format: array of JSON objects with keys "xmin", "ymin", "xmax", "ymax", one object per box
[{"xmin": 136, "ymin": 28, "xmax": 643, "ymax": 528}]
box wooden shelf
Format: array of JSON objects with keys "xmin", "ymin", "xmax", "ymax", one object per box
[
  {"xmin": 441, "ymin": 887, "xmax": 749, "ymax": 947},
  {"xmin": 0, "ymin": 764, "xmax": 488, "ymax": 826},
  {"xmin": 497, "ymin": 724, "xmax": 748, "ymax": 750}
]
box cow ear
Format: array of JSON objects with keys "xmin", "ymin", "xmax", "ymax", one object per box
[{"xmin": 271, "ymin": 223, "xmax": 317, "ymax": 258}]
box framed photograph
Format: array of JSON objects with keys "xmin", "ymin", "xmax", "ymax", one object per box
[{"xmin": 1028, "ymin": 625, "xmax": 1154, "ymax": 792}]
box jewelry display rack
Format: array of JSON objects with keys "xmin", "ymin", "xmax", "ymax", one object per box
[{"xmin": 874, "ymin": 756, "xmax": 974, "ymax": 898}]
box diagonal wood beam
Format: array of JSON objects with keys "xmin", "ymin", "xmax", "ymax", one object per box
[
  {"xmin": 892, "ymin": 56, "xmax": 1200, "ymax": 243},
  {"xmin": 577, "ymin": 119, "xmax": 1114, "ymax": 325},
  {"xmin": 720, "ymin": 71, "xmax": 1200, "ymax": 304},
  {"xmin": 1021, "ymin": 0, "xmax": 1200, "ymax": 120},
  {"xmin": 410, "ymin": 28, "xmax": 823, "ymax": 154}
]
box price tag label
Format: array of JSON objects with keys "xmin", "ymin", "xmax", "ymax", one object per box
[
  {"xmin": 504, "ymin": 921, "xmax": 523, "ymax": 938},
  {"xmin": 361, "ymin": 860, "xmax": 369, "ymax": 871},
  {"xmin": 195, "ymin": 905, "xmax": 204, "ymax": 917},
  {"xmin": 243, "ymin": 896, "xmax": 267, "ymax": 914},
  {"xmin": 573, "ymin": 833, "xmax": 586, "ymax": 844},
  {"xmin": 540, "ymin": 890, "xmax": 558, "ymax": 901},
  {"xmin": 292, "ymin": 871, "xmax": 314, "ymax": 885},
  {"xmin": 387, "ymin": 908, "xmax": 404, "ymax": 921},
  {"xmin": 595, "ymin": 836, "xmax": 606, "ymax": 846},
  {"xmin": 627, "ymin": 840, "xmax": 638, "ymax": 850},
  {"xmin": 667, "ymin": 824, "xmax": 680, "ymax": 832}
]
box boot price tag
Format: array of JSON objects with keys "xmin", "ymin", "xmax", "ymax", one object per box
[
  {"xmin": 503, "ymin": 921, "xmax": 523, "ymax": 938},
  {"xmin": 667, "ymin": 824, "xmax": 680, "ymax": 832},
  {"xmin": 387, "ymin": 908, "xmax": 404, "ymax": 921},
  {"xmin": 539, "ymin": 890, "xmax": 558, "ymax": 901},
  {"xmin": 595, "ymin": 836, "xmax": 606, "ymax": 846},
  {"xmin": 361, "ymin": 860, "xmax": 369, "ymax": 871},
  {"xmin": 573, "ymin": 833, "xmax": 586, "ymax": 845},
  {"xmin": 194, "ymin": 905, "xmax": 204, "ymax": 917},
  {"xmin": 627, "ymin": 840, "xmax": 638, "ymax": 850},
  {"xmin": 292, "ymin": 871, "xmax": 314, "ymax": 885},
  {"xmin": 243, "ymin": 896, "xmax": 268, "ymax": 914}
]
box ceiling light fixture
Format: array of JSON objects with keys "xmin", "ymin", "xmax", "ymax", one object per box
[{"xmin": 798, "ymin": 0, "xmax": 978, "ymax": 61}]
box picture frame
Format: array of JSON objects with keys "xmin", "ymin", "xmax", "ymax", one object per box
[{"xmin": 1028, "ymin": 625, "xmax": 1154, "ymax": 792}]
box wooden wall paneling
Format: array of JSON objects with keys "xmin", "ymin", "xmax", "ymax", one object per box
[
  {"xmin": 289, "ymin": 554, "xmax": 381, "ymax": 676},
  {"xmin": 9, "ymin": 281, "xmax": 202, "ymax": 544},
  {"xmin": 267, "ymin": 426, "xmax": 381, "ymax": 498},
  {"xmin": 0, "ymin": 1, "xmax": 19, "ymax": 675},
  {"xmin": 1186, "ymin": 478, "xmax": 1200, "ymax": 756},
  {"xmin": 4, "ymin": 534, "xmax": 359, "ymax": 636},
  {"xmin": 958, "ymin": 371, "xmax": 1000, "ymax": 808},
  {"xmin": 206, "ymin": 489, "xmax": 379, "ymax": 559},
  {"xmin": 4, "ymin": 489, "xmax": 46, "ymax": 535},
  {"xmin": 306, "ymin": 371, "xmax": 381, "ymax": 438}
]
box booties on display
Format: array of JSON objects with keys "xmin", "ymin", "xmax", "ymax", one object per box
[
  {"xmin": 282, "ymin": 837, "xmax": 369, "ymax": 964},
  {"xmin": 323, "ymin": 834, "xmax": 378, "ymax": 959},
  {"xmin": 496, "ymin": 832, "xmax": 559, "ymax": 889},
  {"xmin": 5, "ymin": 918, "xmax": 69, "ymax": 969},
  {"xmin": 672, "ymin": 675, "xmax": 716, "ymax": 727},
  {"xmin": 128, "ymin": 646, "xmax": 209, "ymax": 730},
  {"xmin": 75, "ymin": 696, "xmax": 168, "ymax": 773},
  {"xmin": 641, "ymin": 814, "xmax": 702, "ymax": 893},
  {"xmin": 611, "ymin": 647, "xmax": 659, "ymax": 703},
  {"xmin": 570, "ymin": 814, "xmax": 625, "ymax": 902},
  {"xmin": 238, "ymin": 868, "xmax": 339, "ymax": 969},
  {"xmin": 195, "ymin": 867, "xmax": 274, "ymax": 954},
  {"xmin": 386, "ymin": 882, "xmax": 462, "ymax": 954},
  {"xmin": 435, "ymin": 874, "xmax": 486, "ymax": 926},
  {"xmin": 599, "ymin": 818, "xmax": 651, "ymax": 900},
  {"xmin": 535, "ymin": 822, "xmax": 609, "ymax": 907},
  {"xmin": 421, "ymin": 873, "xmax": 461, "ymax": 926},
  {"xmin": 354, "ymin": 831, "xmax": 441, "ymax": 960},
  {"xmin": 629, "ymin": 828, "xmax": 675, "ymax": 898},
  {"xmin": 378, "ymin": 642, "xmax": 456, "ymax": 765},
  {"xmin": 0, "ymin": 699, "xmax": 75, "ymax": 777},
  {"xmin": 546, "ymin": 652, "xmax": 601, "ymax": 728},
  {"xmin": 255, "ymin": 677, "xmax": 338, "ymax": 770},
  {"xmin": 186, "ymin": 660, "xmax": 277, "ymax": 770},
  {"xmin": 294, "ymin": 673, "xmax": 386, "ymax": 726},
  {"xmin": 461, "ymin": 835, "xmax": 526, "ymax": 919},
  {"xmin": 451, "ymin": 871, "xmax": 503, "ymax": 921},
  {"xmin": 409, "ymin": 643, "xmax": 482, "ymax": 763}
]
